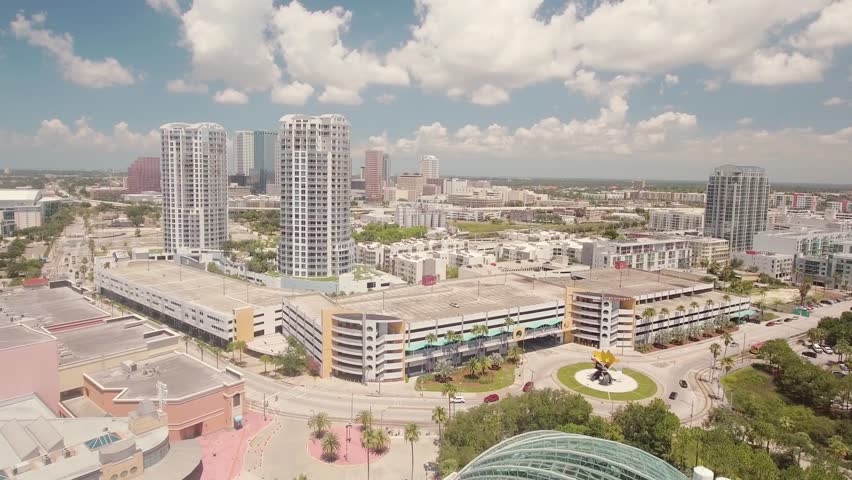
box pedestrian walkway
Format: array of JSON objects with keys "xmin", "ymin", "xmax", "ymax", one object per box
[{"xmin": 198, "ymin": 411, "xmax": 271, "ymax": 480}]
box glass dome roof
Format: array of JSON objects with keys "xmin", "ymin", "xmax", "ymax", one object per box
[{"xmin": 454, "ymin": 430, "xmax": 687, "ymax": 480}]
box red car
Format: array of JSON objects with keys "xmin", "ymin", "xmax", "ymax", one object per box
[
  {"xmin": 522, "ymin": 381, "xmax": 534, "ymax": 392},
  {"xmin": 483, "ymin": 393, "xmax": 500, "ymax": 403}
]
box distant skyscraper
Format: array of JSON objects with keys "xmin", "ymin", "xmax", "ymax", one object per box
[
  {"xmin": 365, "ymin": 149, "xmax": 386, "ymax": 203},
  {"xmin": 704, "ymin": 165, "xmax": 770, "ymax": 252},
  {"xmin": 278, "ymin": 114, "xmax": 353, "ymax": 277},
  {"xmin": 159, "ymin": 122, "xmax": 228, "ymax": 253},
  {"xmin": 383, "ymin": 154, "xmax": 391, "ymax": 183},
  {"xmin": 234, "ymin": 130, "xmax": 278, "ymax": 194},
  {"xmin": 419, "ymin": 154, "xmax": 440, "ymax": 179},
  {"xmin": 126, "ymin": 157, "xmax": 160, "ymax": 194}
]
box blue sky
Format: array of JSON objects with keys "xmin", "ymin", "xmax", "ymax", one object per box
[{"xmin": 1, "ymin": 0, "xmax": 850, "ymax": 181}]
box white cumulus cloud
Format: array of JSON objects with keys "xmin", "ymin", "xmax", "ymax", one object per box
[
  {"xmin": 213, "ymin": 88, "xmax": 248, "ymax": 104},
  {"xmin": 166, "ymin": 78, "xmax": 208, "ymax": 94},
  {"xmin": 270, "ymin": 81, "xmax": 314, "ymax": 105},
  {"xmin": 146, "ymin": 0, "xmax": 182, "ymax": 16},
  {"xmin": 10, "ymin": 13, "xmax": 136, "ymax": 88}
]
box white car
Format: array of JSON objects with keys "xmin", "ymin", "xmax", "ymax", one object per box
[
  {"xmin": 812, "ymin": 344, "xmax": 824, "ymax": 353},
  {"xmin": 450, "ymin": 394, "xmax": 466, "ymax": 404},
  {"xmin": 824, "ymin": 346, "xmax": 835, "ymax": 355}
]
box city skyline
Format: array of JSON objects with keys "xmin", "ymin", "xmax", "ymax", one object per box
[{"xmin": 0, "ymin": 1, "xmax": 851, "ymax": 181}]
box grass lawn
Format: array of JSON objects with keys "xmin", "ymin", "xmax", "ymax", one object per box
[
  {"xmin": 452, "ymin": 221, "xmax": 530, "ymax": 234},
  {"xmin": 556, "ymin": 362, "xmax": 657, "ymax": 401},
  {"xmin": 720, "ymin": 366, "xmax": 784, "ymax": 405},
  {"xmin": 416, "ymin": 364, "xmax": 516, "ymax": 393}
]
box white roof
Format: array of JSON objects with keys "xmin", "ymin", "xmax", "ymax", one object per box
[
  {"xmin": 0, "ymin": 189, "xmax": 41, "ymax": 203},
  {"xmin": 159, "ymin": 122, "xmax": 224, "ymax": 131}
]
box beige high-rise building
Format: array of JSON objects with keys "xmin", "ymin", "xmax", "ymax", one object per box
[
  {"xmin": 364, "ymin": 149, "xmax": 386, "ymax": 203},
  {"xmin": 278, "ymin": 114, "xmax": 353, "ymax": 277},
  {"xmin": 159, "ymin": 122, "xmax": 228, "ymax": 253},
  {"xmin": 418, "ymin": 154, "xmax": 439, "ymax": 179}
]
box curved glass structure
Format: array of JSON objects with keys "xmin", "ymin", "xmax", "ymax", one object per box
[{"xmin": 454, "ymin": 431, "xmax": 687, "ymax": 480}]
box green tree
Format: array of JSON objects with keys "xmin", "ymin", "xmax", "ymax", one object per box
[
  {"xmin": 307, "ymin": 411, "xmax": 331, "ymax": 438},
  {"xmin": 612, "ymin": 398, "xmax": 680, "ymax": 458},
  {"xmin": 507, "ymin": 345, "xmax": 523, "ymax": 364},
  {"xmin": 828, "ymin": 435, "xmax": 848, "ymax": 460},
  {"xmin": 442, "ymin": 382, "xmax": 458, "ymax": 418},
  {"xmin": 355, "ymin": 409, "xmax": 374, "ymax": 430},
  {"xmin": 433, "ymin": 359, "xmax": 454, "ymax": 383},
  {"xmin": 799, "ymin": 278, "xmax": 813, "ymax": 305},
  {"xmin": 432, "ymin": 406, "xmax": 448, "ymax": 442},
  {"xmin": 361, "ymin": 427, "xmax": 390, "ymax": 480},
  {"xmin": 710, "ymin": 342, "xmax": 721, "ymax": 381},
  {"xmin": 260, "ymin": 354, "xmax": 271, "ymax": 373},
  {"xmin": 232, "ymin": 339, "xmax": 247, "ymax": 363},
  {"xmin": 807, "ymin": 328, "xmax": 828, "ymax": 345},
  {"xmin": 320, "ymin": 431, "xmax": 340, "ymax": 461},
  {"xmin": 404, "ymin": 423, "xmax": 421, "ymax": 480}
]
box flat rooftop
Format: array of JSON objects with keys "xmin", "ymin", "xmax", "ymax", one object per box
[
  {"xmin": 544, "ymin": 269, "xmax": 710, "ymax": 298},
  {"xmin": 53, "ymin": 318, "xmax": 176, "ymax": 365},
  {"xmin": 0, "ymin": 325, "xmax": 54, "ymax": 351},
  {"xmin": 0, "ymin": 287, "xmax": 108, "ymax": 327},
  {"xmin": 99, "ymin": 261, "xmax": 293, "ymax": 314},
  {"xmin": 329, "ymin": 274, "xmax": 566, "ymax": 322},
  {"xmin": 86, "ymin": 353, "xmax": 242, "ymax": 401}
]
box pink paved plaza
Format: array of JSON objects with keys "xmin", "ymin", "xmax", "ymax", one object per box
[
  {"xmin": 307, "ymin": 424, "xmax": 388, "ymax": 466},
  {"xmin": 199, "ymin": 411, "xmax": 271, "ymax": 480}
]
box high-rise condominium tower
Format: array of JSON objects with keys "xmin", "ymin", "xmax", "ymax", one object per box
[
  {"xmin": 364, "ymin": 149, "xmax": 387, "ymax": 203},
  {"xmin": 278, "ymin": 114, "xmax": 353, "ymax": 277},
  {"xmin": 126, "ymin": 157, "xmax": 160, "ymax": 194},
  {"xmin": 234, "ymin": 130, "xmax": 279, "ymax": 194},
  {"xmin": 419, "ymin": 154, "xmax": 440, "ymax": 179},
  {"xmin": 704, "ymin": 164, "xmax": 769, "ymax": 252},
  {"xmin": 159, "ymin": 122, "xmax": 228, "ymax": 253}
]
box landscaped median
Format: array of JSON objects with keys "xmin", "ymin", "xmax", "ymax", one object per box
[
  {"xmin": 556, "ymin": 362, "xmax": 657, "ymax": 401},
  {"xmin": 416, "ymin": 363, "xmax": 516, "ymax": 393}
]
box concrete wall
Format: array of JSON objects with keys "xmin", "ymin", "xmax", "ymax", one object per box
[{"xmin": 0, "ymin": 338, "xmax": 60, "ymax": 412}]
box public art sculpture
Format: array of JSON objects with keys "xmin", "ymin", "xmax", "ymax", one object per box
[{"xmin": 590, "ymin": 350, "xmax": 619, "ymax": 386}]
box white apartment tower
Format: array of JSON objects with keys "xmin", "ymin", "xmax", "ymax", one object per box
[
  {"xmin": 278, "ymin": 114, "xmax": 353, "ymax": 277},
  {"xmin": 704, "ymin": 165, "xmax": 769, "ymax": 252},
  {"xmin": 159, "ymin": 122, "xmax": 228, "ymax": 253},
  {"xmin": 418, "ymin": 154, "xmax": 440, "ymax": 179}
]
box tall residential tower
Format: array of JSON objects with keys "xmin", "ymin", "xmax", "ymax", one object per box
[
  {"xmin": 364, "ymin": 149, "xmax": 386, "ymax": 203},
  {"xmin": 159, "ymin": 122, "xmax": 228, "ymax": 253},
  {"xmin": 418, "ymin": 154, "xmax": 440, "ymax": 179},
  {"xmin": 278, "ymin": 114, "xmax": 353, "ymax": 277},
  {"xmin": 704, "ymin": 165, "xmax": 769, "ymax": 252}
]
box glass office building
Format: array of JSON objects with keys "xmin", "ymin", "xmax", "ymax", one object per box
[{"xmin": 453, "ymin": 431, "xmax": 687, "ymax": 480}]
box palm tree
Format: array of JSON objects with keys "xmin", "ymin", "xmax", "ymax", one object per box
[
  {"xmin": 709, "ymin": 342, "xmax": 721, "ymax": 380},
  {"xmin": 307, "ymin": 411, "xmax": 331, "ymax": 438},
  {"xmin": 293, "ymin": 475, "xmax": 309, "ymax": 480},
  {"xmin": 260, "ymin": 354, "xmax": 271, "ymax": 373},
  {"xmin": 355, "ymin": 409, "xmax": 374, "ymax": 430},
  {"xmin": 836, "ymin": 339, "xmax": 851, "ymax": 362},
  {"xmin": 211, "ymin": 346, "xmax": 223, "ymax": 369},
  {"xmin": 233, "ymin": 339, "xmax": 247, "ymax": 363},
  {"xmin": 507, "ymin": 345, "xmax": 523, "ymax": 364},
  {"xmin": 465, "ymin": 357, "xmax": 482, "ymax": 378},
  {"xmin": 195, "ymin": 339, "xmax": 205, "ymax": 360},
  {"xmin": 721, "ymin": 356, "xmax": 735, "ymax": 379},
  {"xmin": 226, "ymin": 341, "xmax": 237, "ymax": 361},
  {"xmin": 705, "ymin": 299, "xmax": 715, "ymax": 309},
  {"xmin": 362, "ymin": 427, "xmax": 390, "ymax": 480},
  {"xmin": 722, "ymin": 294, "xmax": 731, "ymax": 304},
  {"xmin": 432, "ymin": 406, "xmax": 448, "ymax": 441},
  {"xmin": 320, "ymin": 431, "xmax": 340, "ymax": 461},
  {"xmin": 689, "ymin": 301, "xmax": 699, "ymax": 313},
  {"xmin": 425, "ymin": 333, "xmax": 438, "ymax": 349},
  {"xmin": 641, "ymin": 307, "xmax": 657, "ymax": 323},
  {"xmin": 504, "ymin": 316, "xmax": 515, "ymax": 342},
  {"xmin": 472, "ymin": 324, "xmax": 489, "ymax": 354},
  {"xmin": 404, "ymin": 423, "xmax": 421, "ymax": 480},
  {"xmin": 721, "ymin": 331, "xmax": 733, "ymax": 359},
  {"xmin": 660, "ymin": 307, "xmax": 670, "ymax": 318},
  {"xmin": 442, "ymin": 382, "xmax": 458, "ymax": 418}
]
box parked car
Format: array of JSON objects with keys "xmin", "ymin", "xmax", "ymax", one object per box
[
  {"xmin": 821, "ymin": 300, "xmax": 833, "ymax": 306},
  {"xmin": 783, "ymin": 317, "xmax": 793, "ymax": 323},
  {"xmin": 522, "ymin": 381, "xmax": 534, "ymax": 393},
  {"xmin": 833, "ymin": 371, "xmax": 847, "ymax": 378},
  {"xmin": 450, "ymin": 394, "xmax": 465, "ymax": 404},
  {"xmin": 679, "ymin": 379, "xmax": 688, "ymax": 388},
  {"xmin": 669, "ymin": 391, "xmax": 679, "ymax": 400},
  {"xmin": 802, "ymin": 351, "xmax": 818, "ymax": 358},
  {"xmin": 812, "ymin": 344, "xmax": 824, "ymax": 353},
  {"xmin": 483, "ymin": 394, "xmax": 500, "ymax": 403},
  {"xmin": 824, "ymin": 346, "xmax": 835, "ymax": 355},
  {"xmin": 766, "ymin": 321, "xmax": 778, "ymax": 326},
  {"xmin": 730, "ymin": 341, "xmax": 739, "ymax": 347},
  {"xmin": 841, "ymin": 364, "xmax": 849, "ymax": 373}
]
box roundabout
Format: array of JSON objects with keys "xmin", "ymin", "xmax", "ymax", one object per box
[{"xmin": 556, "ymin": 362, "xmax": 658, "ymax": 401}]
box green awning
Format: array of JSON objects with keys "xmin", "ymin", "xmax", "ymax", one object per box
[{"xmin": 732, "ymin": 309, "xmax": 756, "ymax": 318}]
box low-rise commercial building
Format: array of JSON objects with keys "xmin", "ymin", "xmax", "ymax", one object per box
[
  {"xmin": 687, "ymin": 237, "xmax": 731, "ymax": 267},
  {"xmin": 281, "ymin": 275, "xmax": 567, "ymax": 381},
  {"xmin": 0, "ymin": 189, "xmax": 62, "ymax": 237},
  {"xmin": 391, "ymin": 252, "xmax": 447, "ymax": 284},
  {"xmin": 83, "ymin": 352, "xmax": 245, "ymax": 441},
  {"xmin": 753, "ymin": 228, "xmax": 852, "ymax": 256},
  {"xmin": 0, "ymin": 325, "xmax": 60, "ymax": 412},
  {"xmin": 648, "ymin": 209, "xmax": 704, "ymax": 231},
  {"xmin": 793, "ymin": 240, "xmax": 852, "ymax": 289},
  {"xmin": 550, "ymin": 269, "xmax": 751, "ymax": 349},
  {"xmin": 95, "ymin": 261, "xmax": 288, "ymax": 346},
  {"xmin": 732, "ymin": 251, "xmax": 794, "ymax": 282},
  {"xmin": 580, "ymin": 236, "xmax": 692, "ymax": 270},
  {"xmin": 395, "ymin": 204, "xmax": 448, "ymax": 229}
]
